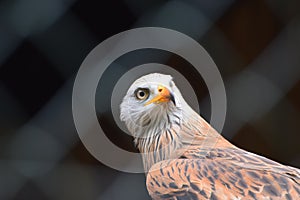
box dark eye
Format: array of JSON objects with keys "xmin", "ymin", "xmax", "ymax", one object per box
[{"xmin": 135, "ymin": 88, "xmax": 149, "ymax": 100}]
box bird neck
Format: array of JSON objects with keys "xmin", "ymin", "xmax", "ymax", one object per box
[{"xmin": 135, "ymin": 107, "xmax": 223, "ymax": 171}]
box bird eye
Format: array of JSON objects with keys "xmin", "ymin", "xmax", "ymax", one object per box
[{"xmin": 135, "ymin": 88, "xmax": 149, "ymax": 100}]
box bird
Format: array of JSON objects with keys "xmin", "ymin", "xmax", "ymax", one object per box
[{"xmin": 120, "ymin": 73, "xmax": 300, "ymax": 200}]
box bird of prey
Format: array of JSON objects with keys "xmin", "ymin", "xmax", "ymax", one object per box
[{"xmin": 120, "ymin": 73, "xmax": 300, "ymax": 200}]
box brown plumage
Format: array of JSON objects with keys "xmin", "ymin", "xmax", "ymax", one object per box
[{"xmin": 120, "ymin": 73, "xmax": 300, "ymax": 199}]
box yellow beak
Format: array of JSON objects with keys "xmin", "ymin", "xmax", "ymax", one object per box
[{"xmin": 144, "ymin": 85, "xmax": 175, "ymax": 106}]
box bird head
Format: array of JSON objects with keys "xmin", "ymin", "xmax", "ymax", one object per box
[{"xmin": 120, "ymin": 73, "xmax": 183, "ymax": 140}]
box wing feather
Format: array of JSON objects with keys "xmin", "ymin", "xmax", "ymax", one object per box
[{"xmin": 147, "ymin": 148, "xmax": 300, "ymax": 200}]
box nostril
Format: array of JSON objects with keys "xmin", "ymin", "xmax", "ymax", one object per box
[{"xmin": 158, "ymin": 88, "xmax": 163, "ymax": 92}]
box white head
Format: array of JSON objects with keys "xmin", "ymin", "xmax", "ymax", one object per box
[{"xmin": 120, "ymin": 73, "xmax": 183, "ymax": 139}]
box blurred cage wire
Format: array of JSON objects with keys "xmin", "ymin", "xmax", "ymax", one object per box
[{"xmin": 0, "ymin": 0, "xmax": 300, "ymax": 200}]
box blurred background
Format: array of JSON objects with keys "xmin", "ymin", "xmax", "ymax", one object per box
[{"xmin": 1, "ymin": 0, "xmax": 300, "ymax": 199}]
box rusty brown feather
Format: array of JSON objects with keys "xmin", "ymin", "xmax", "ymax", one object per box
[{"xmin": 120, "ymin": 73, "xmax": 300, "ymax": 200}]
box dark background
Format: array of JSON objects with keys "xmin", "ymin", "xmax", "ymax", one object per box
[{"xmin": 1, "ymin": 0, "xmax": 300, "ymax": 199}]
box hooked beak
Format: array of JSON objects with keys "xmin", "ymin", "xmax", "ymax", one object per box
[{"xmin": 144, "ymin": 85, "xmax": 176, "ymax": 106}]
